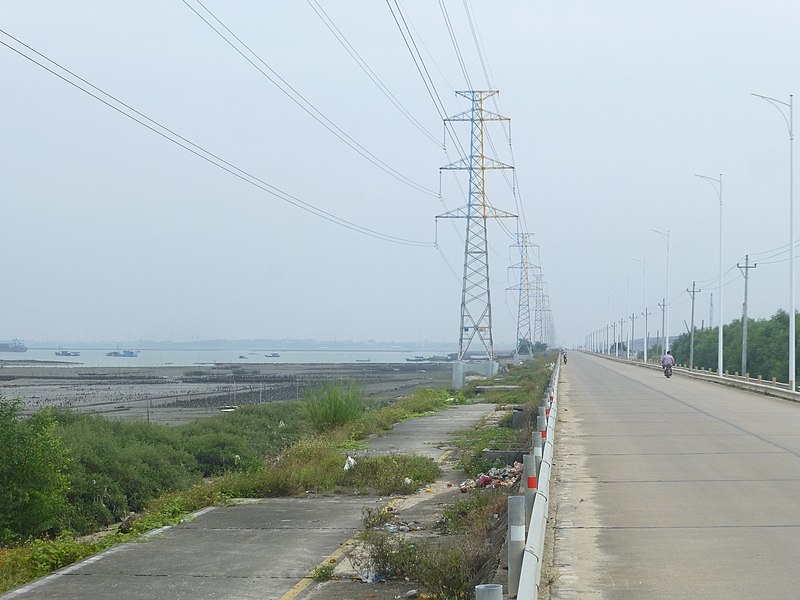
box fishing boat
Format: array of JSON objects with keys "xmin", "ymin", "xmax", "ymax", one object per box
[
  {"xmin": 265, "ymin": 352, "xmax": 280, "ymax": 357},
  {"xmin": 55, "ymin": 349, "xmax": 80, "ymax": 357},
  {"xmin": 107, "ymin": 349, "xmax": 139, "ymax": 357}
]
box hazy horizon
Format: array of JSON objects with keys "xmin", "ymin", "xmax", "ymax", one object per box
[{"xmin": 4, "ymin": 2, "xmax": 800, "ymax": 348}]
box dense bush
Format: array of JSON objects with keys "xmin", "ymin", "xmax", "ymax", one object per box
[
  {"xmin": 0, "ymin": 398, "xmax": 70, "ymax": 546},
  {"xmin": 49, "ymin": 402, "xmax": 310, "ymax": 535}
]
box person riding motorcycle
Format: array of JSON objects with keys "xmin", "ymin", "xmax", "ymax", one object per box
[{"xmin": 661, "ymin": 350, "xmax": 675, "ymax": 376}]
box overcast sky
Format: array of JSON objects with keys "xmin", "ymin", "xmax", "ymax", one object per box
[{"xmin": 3, "ymin": 1, "xmax": 800, "ymax": 348}]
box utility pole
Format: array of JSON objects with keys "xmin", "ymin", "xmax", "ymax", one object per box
[
  {"xmin": 658, "ymin": 299, "xmax": 666, "ymax": 356},
  {"xmin": 687, "ymin": 282, "xmax": 702, "ymax": 369},
  {"xmin": 619, "ymin": 317, "xmax": 625, "ymax": 357},
  {"xmin": 437, "ymin": 90, "xmax": 516, "ymax": 372},
  {"xmin": 611, "ymin": 321, "xmax": 619, "ymax": 356},
  {"xmin": 630, "ymin": 312, "xmax": 638, "ymax": 358},
  {"xmin": 642, "ymin": 308, "xmax": 652, "ymax": 362},
  {"xmin": 737, "ymin": 254, "xmax": 758, "ymax": 376}
]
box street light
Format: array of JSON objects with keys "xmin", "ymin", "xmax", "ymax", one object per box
[
  {"xmin": 753, "ymin": 92, "xmax": 794, "ymax": 389},
  {"xmin": 632, "ymin": 258, "xmax": 647, "ymax": 363},
  {"xmin": 620, "ymin": 274, "xmax": 631, "ymax": 359},
  {"xmin": 695, "ymin": 173, "xmax": 723, "ymax": 378},
  {"xmin": 651, "ymin": 228, "xmax": 671, "ymax": 352}
]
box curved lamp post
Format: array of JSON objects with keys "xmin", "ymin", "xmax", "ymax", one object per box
[
  {"xmin": 632, "ymin": 258, "xmax": 647, "ymax": 363},
  {"xmin": 651, "ymin": 229, "xmax": 671, "ymax": 352},
  {"xmin": 695, "ymin": 173, "xmax": 723, "ymax": 377},
  {"xmin": 752, "ymin": 93, "xmax": 794, "ymax": 389}
]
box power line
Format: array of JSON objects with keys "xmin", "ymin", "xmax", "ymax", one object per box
[
  {"xmin": 437, "ymin": 0, "xmax": 472, "ymax": 89},
  {"xmin": 385, "ymin": 0, "xmax": 449, "ymax": 123},
  {"xmin": 385, "ymin": 0, "xmax": 468, "ymax": 162},
  {"xmin": 305, "ymin": 0, "xmax": 440, "ymax": 146},
  {"xmin": 462, "ymin": 0, "xmax": 492, "ymax": 88},
  {"xmin": 0, "ymin": 29, "xmax": 433, "ymax": 247},
  {"xmin": 183, "ymin": 0, "xmax": 438, "ymax": 198}
]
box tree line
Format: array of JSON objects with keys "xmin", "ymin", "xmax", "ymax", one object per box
[{"xmin": 669, "ymin": 309, "xmax": 798, "ymax": 381}]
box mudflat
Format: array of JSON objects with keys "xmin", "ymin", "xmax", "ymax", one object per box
[{"xmin": 0, "ymin": 362, "xmax": 453, "ymax": 424}]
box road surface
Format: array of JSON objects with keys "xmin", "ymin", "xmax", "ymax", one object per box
[{"xmin": 551, "ymin": 352, "xmax": 800, "ymax": 599}]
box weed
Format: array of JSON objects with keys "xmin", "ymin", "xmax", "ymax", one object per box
[
  {"xmin": 542, "ymin": 568, "xmax": 562, "ymax": 586},
  {"xmin": 310, "ymin": 563, "xmax": 335, "ymax": 582},
  {"xmin": 361, "ymin": 505, "xmax": 395, "ymax": 529},
  {"xmin": 440, "ymin": 489, "xmax": 506, "ymax": 534},
  {"xmin": 351, "ymin": 530, "xmax": 495, "ymax": 599},
  {"xmin": 304, "ymin": 383, "xmax": 365, "ymax": 433}
]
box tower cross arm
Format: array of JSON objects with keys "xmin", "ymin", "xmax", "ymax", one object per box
[
  {"xmin": 440, "ymin": 157, "xmax": 513, "ymax": 171},
  {"xmin": 436, "ymin": 205, "xmax": 517, "ymax": 219}
]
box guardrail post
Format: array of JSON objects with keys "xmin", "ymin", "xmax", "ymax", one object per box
[
  {"xmin": 533, "ymin": 431, "xmax": 543, "ymax": 477},
  {"xmin": 523, "ymin": 453, "xmax": 536, "ymax": 529},
  {"xmin": 537, "ymin": 414, "xmax": 547, "ymax": 441},
  {"xmin": 475, "ymin": 582, "xmax": 504, "ymax": 600},
  {"xmin": 508, "ymin": 496, "xmax": 525, "ymax": 598}
]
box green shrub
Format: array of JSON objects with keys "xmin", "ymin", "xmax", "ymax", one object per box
[
  {"xmin": 0, "ymin": 398, "xmax": 70, "ymax": 545},
  {"xmin": 304, "ymin": 383, "xmax": 365, "ymax": 433}
]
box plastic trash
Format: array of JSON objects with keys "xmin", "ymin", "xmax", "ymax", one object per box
[{"xmin": 344, "ymin": 455, "xmax": 356, "ymax": 471}]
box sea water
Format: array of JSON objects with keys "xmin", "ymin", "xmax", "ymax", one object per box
[{"xmin": 3, "ymin": 347, "xmax": 453, "ymax": 368}]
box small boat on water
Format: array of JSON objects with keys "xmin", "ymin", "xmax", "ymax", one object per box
[
  {"xmin": 107, "ymin": 350, "xmax": 139, "ymax": 357},
  {"xmin": 265, "ymin": 353, "xmax": 280, "ymax": 357},
  {"xmin": 55, "ymin": 349, "xmax": 80, "ymax": 357}
]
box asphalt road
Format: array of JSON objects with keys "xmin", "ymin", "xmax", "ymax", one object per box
[
  {"xmin": 2, "ymin": 403, "xmax": 496, "ymax": 600},
  {"xmin": 551, "ymin": 352, "xmax": 800, "ymax": 599}
]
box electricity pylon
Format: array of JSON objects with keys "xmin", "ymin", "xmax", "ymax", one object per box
[
  {"xmin": 509, "ymin": 233, "xmax": 536, "ymax": 359},
  {"xmin": 437, "ymin": 90, "xmax": 516, "ymax": 361}
]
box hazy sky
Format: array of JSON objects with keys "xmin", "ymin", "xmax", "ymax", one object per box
[{"xmin": 3, "ymin": 1, "xmax": 800, "ymax": 347}]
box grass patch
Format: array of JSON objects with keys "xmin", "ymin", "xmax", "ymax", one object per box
[
  {"xmin": 351, "ymin": 496, "xmax": 505, "ymax": 599},
  {"xmin": 440, "ymin": 489, "xmax": 507, "ymax": 534},
  {"xmin": 453, "ymin": 425, "xmax": 515, "ymax": 477},
  {"xmin": 304, "ymin": 383, "xmax": 365, "ymax": 433}
]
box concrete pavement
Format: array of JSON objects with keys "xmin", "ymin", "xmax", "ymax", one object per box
[
  {"xmin": 551, "ymin": 352, "xmax": 800, "ymax": 599},
  {"xmin": 2, "ymin": 402, "xmax": 497, "ymax": 600}
]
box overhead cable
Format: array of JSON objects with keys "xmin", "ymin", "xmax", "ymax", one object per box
[
  {"xmin": 0, "ymin": 30, "xmax": 433, "ymax": 247},
  {"xmin": 183, "ymin": 0, "xmax": 438, "ymax": 198},
  {"xmin": 305, "ymin": 0, "xmax": 440, "ymax": 146}
]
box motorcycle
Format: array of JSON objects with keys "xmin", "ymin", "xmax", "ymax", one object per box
[{"xmin": 663, "ymin": 364, "xmax": 673, "ymax": 378}]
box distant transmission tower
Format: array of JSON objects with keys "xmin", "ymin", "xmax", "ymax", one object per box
[
  {"xmin": 437, "ymin": 90, "xmax": 516, "ymax": 361},
  {"xmin": 509, "ymin": 233, "xmax": 536, "ymax": 359}
]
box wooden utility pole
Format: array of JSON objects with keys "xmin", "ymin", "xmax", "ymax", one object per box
[{"xmin": 687, "ymin": 282, "xmax": 702, "ymax": 369}]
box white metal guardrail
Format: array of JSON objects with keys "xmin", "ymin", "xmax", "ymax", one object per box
[
  {"xmin": 593, "ymin": 351, "xmax": 800, "ymax": 403},
  {"xmin": 515, "ymin": 360, "xmax": 559, "ymax": 600}
]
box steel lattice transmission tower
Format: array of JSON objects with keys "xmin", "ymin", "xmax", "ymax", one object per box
[
  {"xmin": 437, "ymin": 90, "xmax": 516, "ymax": 361},
  {"xmin": 509, "ymin": 233, "xmax": 537, "ymax": 359}
]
